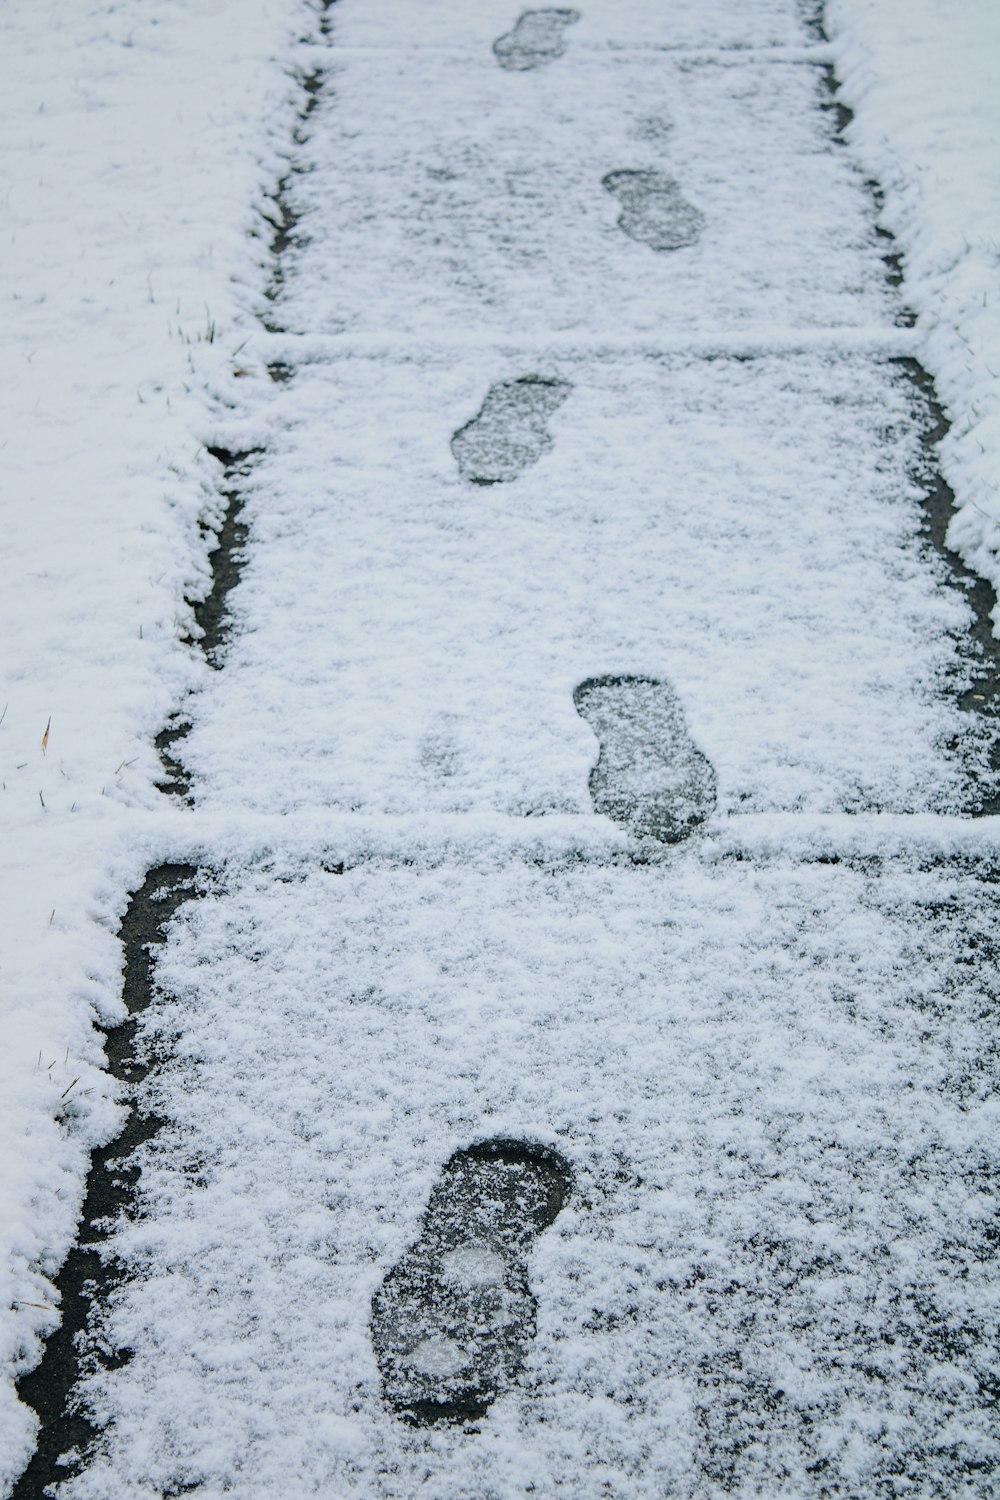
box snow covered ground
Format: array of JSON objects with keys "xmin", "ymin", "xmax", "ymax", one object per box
[
  {"xmin": 1, "ymin": 0, "xmax": 999, "ymax": 1494},
  {"xmin": 827, "ymin": 0, "xmax": 1000, "ymax": 613}
]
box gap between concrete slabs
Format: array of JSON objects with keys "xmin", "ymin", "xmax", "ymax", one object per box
[{"xmin": 11, "ymin": 866, "xmax": 200, "ymax": 1500}]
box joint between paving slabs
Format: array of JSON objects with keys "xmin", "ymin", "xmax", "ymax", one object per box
[
  {"xmin": 153, "ymin": 445, "xmax": 259, "ymax": 803},
  {"xmin": 11, "ymin": 865, "xmax": 203, "ymax": 1500},
  {"xmin": 155, "ymin": 35, "xmax": 336, "ymax": 800}
]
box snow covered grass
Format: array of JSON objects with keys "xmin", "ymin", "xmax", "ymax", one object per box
[{"xmin": 827, "ymin": 0, "xmax": 1000, "ymax": 622}]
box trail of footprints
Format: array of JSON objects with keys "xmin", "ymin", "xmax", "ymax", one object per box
[
  {"xmin": 185, "ymin": 2, "xmax": 759, "ymax": 1437},
  {"xmin": 101, "ymin": 7, "xmax": 716, "ymax": 1446},
  {"xmin": 25, "ymin": 6, "xmax": 986, "ymax": 1480},
  {"xmin": 377, "ymin": 9, "xmax": 714, "ymax": 1426},
  {"xmin": 9, "ymin": 7, "xmax": 724, "ymax": 1485}
]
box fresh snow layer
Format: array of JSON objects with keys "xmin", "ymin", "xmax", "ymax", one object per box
[
  {"xmin": 0, "ymin": 0, "xmax": 313, "ymax": 1486},
  {"xmin": 827, "ymin": 0, "xmax": 1000, "ymax": 624},
  {"xmin": 333, "ymin": 0, "xmax": 805, "ymax": 52},
  {"xmin": 190, "ymin": 351, "xmax": 982, "ymax": 820},
  {"xmin": 274, "ymin": 49, "xmax": 897, "ymax": 338},
  {"xmin": 2, "ymin": 0, "xmax": 1000, "ymax": 1494},
  {"xmin": 62, "ymin": 857, "xmax": 1000, "ymax": 1498}
]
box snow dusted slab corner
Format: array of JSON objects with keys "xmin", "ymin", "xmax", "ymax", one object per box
[
  {"xmin": 0, "ymin": 0, "xmax": 315, "ymax": 1489},
  {"xmin": 826, "ymin": 0, "xmax": 1000, "ymax": 622}
]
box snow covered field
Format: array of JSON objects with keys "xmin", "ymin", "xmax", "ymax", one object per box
[{"xmin": 1, "ymin": 0, "xmax": 999, "ymax": 1494}]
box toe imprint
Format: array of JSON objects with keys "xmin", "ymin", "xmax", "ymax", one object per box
[
  {"xmin": 493, "ymin": 9, "xmax": 581, "ymax": 72},
  {"xmin": 575, "ymin": 674, "xmax": 717, "ymax": 843},
  {"xmin": 603, "ymin": 169, "xmax": 704, "ymax": 252},
  {"xmin": 372, "ymin": 1139, "xmax": 573, "ymax": 1425},
  {"xmin": 451, "ymin": 375, "xmax": 572, "ymax": 485}
]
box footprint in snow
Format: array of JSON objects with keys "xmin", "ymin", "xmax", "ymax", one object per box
[
  {"xmin": 493, "ymin": 9, "xmax": 581, "ymax": 71},
  {"xmin": 602, "ymin": 169, "xmax": 704, "ymax": 251},
  {"xmin": 372, "ymin": 1138, "xmax": 573, "ymax": 1425},
  {"xmin": 451, "ymin": 375, "xmax": 572, "ymax": 485},
  {"xmin": 575, "ymin": 675, "xmax": 717, "ymax": 843}
]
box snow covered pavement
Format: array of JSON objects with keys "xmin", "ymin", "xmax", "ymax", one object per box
[
  {"xmin": 4, "ymin": 0, "xmax": 1000, "ymax": 1495},
  {"xmin": 40, "ymin": 856, "xmax": 997, "ymax": 1498}
]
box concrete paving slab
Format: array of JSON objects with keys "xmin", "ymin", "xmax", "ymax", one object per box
[
  {"xmin": 280, "ymin": 49, "xmax": 895, "ymax": 337},
  {"xmin": 185, "ymin": 351, "xmax": 983, "ymax": 822},
  {"xmin": 57, "ymin": 855, "xmax": 999, "ymax": 1496}
]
